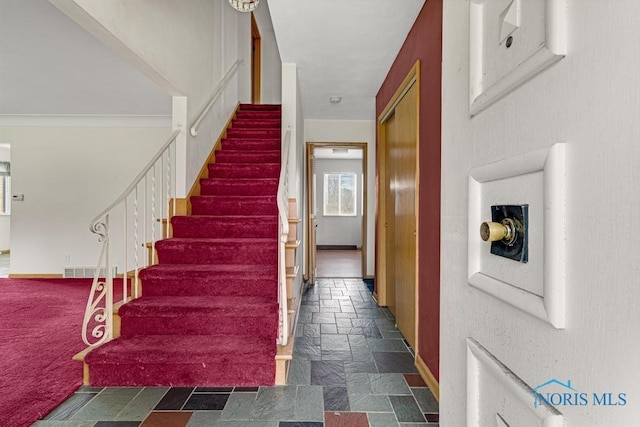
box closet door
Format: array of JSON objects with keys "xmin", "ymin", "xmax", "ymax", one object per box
[{"xmin": 380, "ymin": 80, "xmax": 419, "ymax": 349}]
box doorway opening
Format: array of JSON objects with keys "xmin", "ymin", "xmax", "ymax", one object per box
[
  {"xmin": 306, "ymin": 142, "xmax": 367, "ymax": 282},
  {"xmin": 0, "ymin": 142, "xmax": 11, "ymax": 277},
  {"xmin": 251, "ymin": 13, "xmax": 261, "ymax": 104}
]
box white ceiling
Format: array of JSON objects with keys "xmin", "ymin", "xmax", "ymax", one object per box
[
  {"xmin": 0, "ymin": 0, "xmax": 424, "ymax": 122},
  {"xmin": 0, "ymin": 0, "xmax": 171, "ymax": 117},
  {"xmin": 268, "ymin": 0, "xmax": 426, "ymax": 120}
]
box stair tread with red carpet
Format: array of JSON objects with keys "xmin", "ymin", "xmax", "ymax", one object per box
[
  {"xmin": 120, "ymin": 295, "xmax": 278, "ymax": 314},
  {"xmin": 222, "ymin": 138, "xmax": 281, "ymax": 151},
  {"xmin": 200, "ymin": 178, "xmax": 278, "ymax": 196},
  {"xmin": 226, "ymin": 128, "xmax": 280, "ymax": 139},
  {"xmin": 232, "ymin": 119, "xmax": 281, "ymax": 128},
  {"xmin": 86, "ymin": 335, "xmax": 276, "ymax": 364},
  {"xmin": 171, "ymin": 215, "xmax": 277, "ymax": 238},
  {"xmin": 239, "ymin": 103, "xmax": 281, "ymax": 110},
  {"xmin": 235, "ymin": 111, "xmax": 281, "ymax": 120},
  {"xmin": 139, "ymin": 263, "xmax": 277, "ymax": 278},
  {"xmin": 119, "ymin": 296, "xmax": 278, "ymax": 338},
  {"xmin": 215, "ymin": 150, "xmax": 281, "ymax": 164},
  {"xmin": 84, "ymin": 103, "xmax": 282, "ymax": 387},
  {"xmin": 190, "ymin": 195, "xmax": 278, "ymax": 216},
  {"xmin": 85, "ymin": 335, "xmax": 276, "ymax": 386},
  {"xmin": 155, "ymin": 238, "xmax": 277, "ymax": 265},
  {"xmin": 208, "ymin": 163, "xmax": 280, "ymax": 178}
]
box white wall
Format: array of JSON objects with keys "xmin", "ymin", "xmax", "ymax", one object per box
[
  {"xmin": 315, "ymin": 158, "xmax": 363, "ymax": 247},
  {"xmin": 0, "ymin": 145, "xmax": 9, "ymax": 251},
  {"xmin": 254, "ymin": 0, "xmax": 282, "ymax": 104},
  {"xmin": 281, "ymin": 63, "xmax": 305, "ymax": 298},
  {"xmin": 441, "ymin": 1, "xmax": 640, "ymax": 425},
  {"xmin": 282, "ymin": 64, "xmax": 301, "ymax": 202},
  {"xmin": 52, "ymin": 0, "xmax": 255, "ymax": 195},
  {"xmin": 0, "ymin": 127, "xmax": 169, "ymax": 275},
  {"xmin": 305, "ymin": 120, "xmax": 376, "ymax": 276},
  {"xmin": 295, "ymin": 71, "xmax": 306, "ymax": 287}
]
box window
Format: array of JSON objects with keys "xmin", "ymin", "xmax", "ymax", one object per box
[
  {"xmin": 323, "ymin": 172, "xmax": 357, "ymax": 216},
  {"xmin": 0, "ymin": 161, "xmax": 10, "ymax": 215}
]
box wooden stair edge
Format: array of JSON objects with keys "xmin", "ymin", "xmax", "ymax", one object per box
[
  {"xmin": 286, "ymin": 265, "xmax": 300, "ymax": 278},
  {"xmin": 275, "ymin": 341, "xmax": 293, "ymax": 385},
  {"xmin": 275, "ymin": 301, "xmax": 298, "ymax": 385},
  {"xmin": 285, "ymin": 240, "xmax": 301, "ymax": 249},
  {"xmin": 72, "ymin": 339, "xmax": 114, "ymax": 386},
  {"xmin": 113, "ymin": 297, "xmax": 134, "ymax": 314},
  {"xmin": 276, "ymin": 335, "xmax": 295, "ymax": 360},
  {"xmin": 117, "ymin": 270, "xmax": 139, "ymax": 279},
  {"xmin": 72, "ymin": 346, "xmax": 94, "ymax": 362},
  {"xmin": 287, "ymin": 297, "xmax": 297, "ymax": 314}
]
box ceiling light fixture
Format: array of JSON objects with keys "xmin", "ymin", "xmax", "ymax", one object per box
[
  {"xmin": 329, "ymin": 96, "xmax": 342, "ymax": 104},
  {"xmin": 228, "ymin": 0, "xmax": 259, "ymax": 12}
]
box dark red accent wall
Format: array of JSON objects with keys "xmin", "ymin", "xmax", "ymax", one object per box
[{"xmin": 376, "ymin": 0, "xmax": 442, "ymax": 380}]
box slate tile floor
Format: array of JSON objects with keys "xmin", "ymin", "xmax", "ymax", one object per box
[{"xmin": 34, "ymin": 278, "xmax": 439, "ymax": 426}]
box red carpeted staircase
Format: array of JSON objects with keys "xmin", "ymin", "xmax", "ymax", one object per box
[{"xmin": 84, "ymin": 104, "xmax": 282, "ymax": 386}]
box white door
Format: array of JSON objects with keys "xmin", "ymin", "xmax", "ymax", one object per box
[{"xmin": 441, "ymin": 1, "xmax": 640, "ymax": 426}]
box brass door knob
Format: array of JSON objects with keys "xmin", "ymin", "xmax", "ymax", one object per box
[{"xmin": 480, "ymin": 218, "xmax": 518, "ymax": 246}]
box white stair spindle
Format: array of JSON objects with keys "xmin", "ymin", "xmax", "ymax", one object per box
[
  {"xmin": 134, "ymin": 185, "xmax": 139, "ymax": 299},
  {"xmin": 83, "ymin": 130, "xmax": 180, "ymax": 346},
  {"xmin": 166, "ymin": 149, "xmax": 171, "ymax": 238},
  {"xmin": 151, "ymin": 164, "xmax": 156, "ymax": 265},
  {"xmin": 123, "ymin": 199, "xmax": 128, "ymax": 302}
]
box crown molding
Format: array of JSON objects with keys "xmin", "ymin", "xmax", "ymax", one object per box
[{"xmin": 0, "ymin": 115, "xmax": 171, "ymax": 128}]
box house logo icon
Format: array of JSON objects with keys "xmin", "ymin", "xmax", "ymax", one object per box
[
  {"xmin": 533, "ymin": 379, "xmax": 576, "ymax": 408},
  {"xmin": 532, "ymin": 379, "xmax": 627, "ymax": 408}
]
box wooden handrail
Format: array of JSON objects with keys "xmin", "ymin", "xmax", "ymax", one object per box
[{"xmin": 190, "ymin": 60, "xmax": 243, "ymax": 137}]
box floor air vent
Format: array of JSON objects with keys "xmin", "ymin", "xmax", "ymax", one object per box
[{"xmin": 63, "ymin": 266, "xmax": 117, "ymax": 278}]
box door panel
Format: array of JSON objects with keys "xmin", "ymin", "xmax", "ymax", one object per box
[
  {"xmin": 392, "ymin": 83, "xmax": 418, "ymax": 349},
  {"xmin": 381, "ymin": 82, "xmax": 418, "ymax": 349},
  {"xmin": 251, "ymin": 13, "xmax": 261, "ymax": 104},
  {"xmin": 385, "ymin": 114, "xmax": 397, "ymax": 316}
]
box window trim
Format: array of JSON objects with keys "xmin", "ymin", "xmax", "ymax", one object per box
[{"xmin": 322, "ymin": 172, "xmax": 357, "ymax": 217}]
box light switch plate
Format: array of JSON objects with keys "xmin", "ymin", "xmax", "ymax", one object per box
[{"xmin": 469, "ymin": 0, "xmax": 567, "ymax": 115}]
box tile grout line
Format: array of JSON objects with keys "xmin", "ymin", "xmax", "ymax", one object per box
[{"xmin": 112, "ymin": 387, "xmax": 145, "ymax": 422}]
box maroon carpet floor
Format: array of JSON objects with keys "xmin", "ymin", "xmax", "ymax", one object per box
[{"xmin": 0, "ymin": 278, "xmax": 121, "ymax": 426}]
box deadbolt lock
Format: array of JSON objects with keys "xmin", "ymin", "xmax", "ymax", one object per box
[
  {"xmin": 480, "ymin": 217, "xmax": 521, "ymax": 246},
  {"xmin": 481, "ymin": 205, "xmax": 529, "ymax": 263}
]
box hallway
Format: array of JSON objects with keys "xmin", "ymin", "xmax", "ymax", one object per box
[
  {"xmin": 35, "ymin": 278, "xmax": 439, "ymax": 426},
  {"xmin": 316, "ymin": 249, "xmax": 362, "ymax": 278}
]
